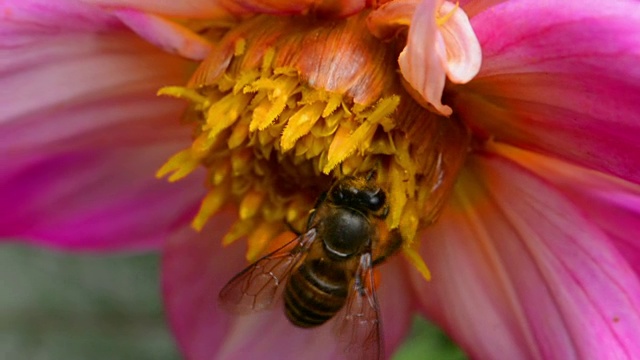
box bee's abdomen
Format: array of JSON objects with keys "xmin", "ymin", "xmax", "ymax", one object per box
[{"xmin": 284, "ymin": 261, "xmax": 348, "ymax": 328}]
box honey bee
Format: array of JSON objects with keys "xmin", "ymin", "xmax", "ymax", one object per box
[{"xmin": 219, "ymin": 173, "xmax": 402, "ymax": 360}]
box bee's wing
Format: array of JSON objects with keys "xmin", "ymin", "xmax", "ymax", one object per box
[
  {"xmin": 333, "ymin": 252, "xmax": 382, "ymax": 360},
  {"xmin": 218, "ymin": 229, "xmax": 316, "ymax": 313}
]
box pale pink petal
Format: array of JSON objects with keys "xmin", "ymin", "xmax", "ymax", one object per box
[
  {"xmin": 163, "ymin": 217, "xmax": 413, "ymax": 360},
  {"xmin": 398, "ymin": 0, "xmax": 451, "ymax": 115},
  {"xmin": 398, "ymin": 0, "xmax": 480, "ymax": 115},
  {"xmin": 409, "ymin": 154, "xmax": 640, "ymax": 358},
  {"xmin": 437, "ymin": 1, "xmax": 481, "ymax": 83},
  {"xmin": 112, "ymin": 9, "xmax": 212, "ymax": 60},
  {"xmin": 0, "ymin": 148, "xmax": 204, "ymax": 252},
  {"xmin": 492, "ymin": 144, "xmax": 640, "ymax": 278},
  {"xmin": 455, "ymin": 0, "xmax": 640, "ymax": 183}
]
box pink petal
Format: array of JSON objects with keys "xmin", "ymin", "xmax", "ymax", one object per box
[
  {"xmin": 398, "ymin": 0, "xmax": 480, "ymax": 115},
  {"xmin": 397, "ymin": 0, "xmax": 450, "ymax": 115},
  {"xmin": 455, "ymin": 0, "xmax": 640, "ymax": 183},
  {"xmin": 1, "ymin": 15, "xmax": 193, "ymax": 154},
  {"xmin": 492, "ymin": 144, "xmax": 640, "ymax": 278},
  {"xmin": 0, "ymin": 148, "xmax": 204, "ymax": 252},
  {"xmin": 0, "ymin": 0, "xmax": 122, "ymax": 33},
  {"xmin": 0, "ymin": 2, "xmax": 204, "ymax": 250},
  {"xmin": 409, "ymin": 154, "xmax": 640, "ymax": 358},
  {"xmin": 162, "ymin": 216, "xmax": 414, "ymax": 360},
  {"xmin": 111, "ymin": 9, "xmax": 212, "ymax": 60},
  {"xmin": 437, "ymin": 1, "xmax": 481, "ymax": 83}
]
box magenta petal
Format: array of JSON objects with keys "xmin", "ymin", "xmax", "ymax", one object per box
[
  {"xmin": 1, "ymin": 30, "xmax": 194, "ymax": 154},
  {"xmin": 493, "ymin": 144, "xmax": 640, "ymax": 278},
  {"xmin": 456, "ymin": 0, "xmax": 640, "ymax": 184},
  {"xmin": 0, "ymin": 0, "xmax": 122, "ymax": 34},
  {"xmin": 0, "ymin": 2, "xmax": 204, "ymax": 250},
  {"xmin": 409, "ymin": 154, "xmax": 640, "ymax": 358},
  {"xmin": 0, "ymin": 147, "xmax": 203, "ymax": 251},
  {"xmin": 162, "ymin": 217, "xmax": 413, "ymax": 360}
]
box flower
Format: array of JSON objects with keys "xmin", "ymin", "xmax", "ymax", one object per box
[{"xmin": 2, "ymin": 0, "xmax": 640, "ymax": 359}]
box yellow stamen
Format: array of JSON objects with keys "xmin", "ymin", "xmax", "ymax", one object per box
[
  {"xmin": 155, "ymin": 149, "xmax": 200, "ymax": 182},
  {"xmin": 437, "ymin": 1, "xmax": 460, "ymax": 27},
  {"xmin": 281, "ymin": 102, "xmax": 325, "ymax": 151},
  {"xmin": 192, "ymin": 185, "xmax": 229, "ymax": 232},
  {"xmin": 403, "ymin": 246, "xmax": 432, "ymax": 282},
  {"xmin": 157, "ymin": 86, "xmax": 210, "ymax": 108},
  {"xmin": 234, "ymin": 38, "xmax": 246, "ymax": 56},
  {"xmin": 239, "ymin": 190, "xmax": 266, "ymax": 220}
]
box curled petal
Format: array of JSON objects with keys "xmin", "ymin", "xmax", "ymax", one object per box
[
  {"xmin": 398, "ymin": 0, "xmax": 480, "ymax": 115},
  {"xmin": 457, "ymin": 0, "xmax": 640, "ymax": 183},
  {"xmin": 410, "ymin": 154, "xmax": 640, "ymax": 358},
  {"xmin": 112, "ymin": 9, "xmax": 212, "ymax": 60},
  {"xmin": 162, "ymin": 219, "xmax": 413, "ymax": 359},
  {"xmin": 398, "ymin": 0, "xmax": 450, "ymax": 115},
  {"xmin": 437, "ymin": 1, "xmax": 481, "ymax": 83}
]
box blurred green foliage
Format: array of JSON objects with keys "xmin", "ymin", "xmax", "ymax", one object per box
[
  {"xmin": 0, "ymin": 244, "xmax": 464, "ymax": 360},
  {"xmin": 393, "ymin": 316, "xmax": 467, "ymax": 360},
  {"xmin": 0, "ymin": 244, "xmax": 179, "ymax": 360}
]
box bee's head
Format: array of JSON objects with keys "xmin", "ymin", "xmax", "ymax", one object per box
[{"xmin": 329, "ymin": 175, "xmax": 387, "ymax": 214}]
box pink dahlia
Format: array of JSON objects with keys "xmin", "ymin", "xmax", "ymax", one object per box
[{"xmin": 2, "ymin": 0, "xmax": 640, "ymax": 359}]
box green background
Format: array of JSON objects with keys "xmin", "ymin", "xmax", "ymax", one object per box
[{"xmin": 0, "ymin": 244, "xmax": 465, "ymax": 360}]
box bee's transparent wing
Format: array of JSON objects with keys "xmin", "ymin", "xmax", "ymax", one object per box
[
  {"xmin": 218, "ymin": 229, "xmax": 316, "ymax": 313},
  {"xmin": 333, "ymin": 252, "xmax": 382, "ymax": 360}
]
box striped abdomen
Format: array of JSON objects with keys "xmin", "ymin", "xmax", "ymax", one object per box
[{"xmin": 284, "ymin": 259, "xmax": 349, "ymax": 328}]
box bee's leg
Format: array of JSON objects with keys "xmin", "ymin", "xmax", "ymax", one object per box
[
  {"xmin": 284, "ymin": 191, "xmax": 327, "ymax": 235},
  {"xmin": 306, "ymin": 191, "xmax": 327, "ymax": 229},
  {"xmin": 374, "ymin": 204, "xmax": 389, "ymax": 220},
  {"xmin": 372, "ymin": 229, "xmax": 403, "ymax": 267}
]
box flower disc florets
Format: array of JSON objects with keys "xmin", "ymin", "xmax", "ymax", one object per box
[{"xmin": 158, "ymin": 12, "xmax": 470, "ymax": 269}]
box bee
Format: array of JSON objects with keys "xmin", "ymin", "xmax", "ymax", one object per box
[{"xmin": 219, "ymin": 173, "xmax": 402, "ymax": 360}]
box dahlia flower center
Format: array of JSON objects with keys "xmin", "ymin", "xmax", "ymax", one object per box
[{"xmin": 157, "ymin": 13, "xmax": 470, "ymax": 279}]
